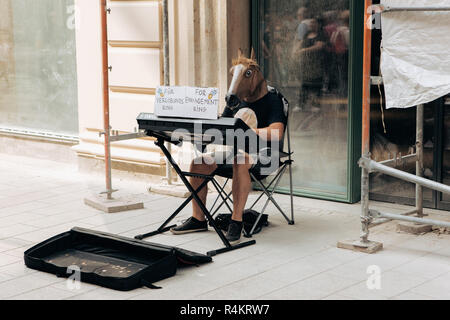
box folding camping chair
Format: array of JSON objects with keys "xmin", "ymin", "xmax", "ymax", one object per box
[{"xmin": 208, "ymin": 87, "xmax": 295, "ymax": 237}]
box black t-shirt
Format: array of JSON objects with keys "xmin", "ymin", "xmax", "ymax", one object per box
[{"xmin": 221, "ymin": 91, "xmax": 287, "ymax": 129}]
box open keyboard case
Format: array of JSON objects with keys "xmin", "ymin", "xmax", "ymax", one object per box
[{"xmin": 24, "ymin": 227, "xmax": 212, "ymax": 291}]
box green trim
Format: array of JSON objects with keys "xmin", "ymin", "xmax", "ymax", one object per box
[
  {"xmin": 347, "ymin": 0, "xmax": 364, "ymax": 203},
  {"xmin": 251, "ymin": 0, "xmax": 364, "ymax": 203}
]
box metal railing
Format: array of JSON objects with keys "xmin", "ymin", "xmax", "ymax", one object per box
[{"xmin": 377, "ymin": 5, "xmax": 450, "ymax": 13}]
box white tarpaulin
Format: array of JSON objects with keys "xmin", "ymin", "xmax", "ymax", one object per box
[{"xmin": 380, "ymin": 0, "xmax": 450, "ymax": 109}]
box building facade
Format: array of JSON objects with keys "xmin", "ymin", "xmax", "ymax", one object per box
[
  {"xmin": 1, "ymin": 0, "xmax": 449, "ymax": 207},
  {"xmin": 73, "ymin": 0, "xmax": 252, "ymax": 178},
  {"xmin": 0, "ymin": 0, "xmax": 363, "ymax": 204}
]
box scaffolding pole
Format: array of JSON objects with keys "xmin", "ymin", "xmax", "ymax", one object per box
[
  {"xmin": 100, "ymin": 0, "xmax": 114, "ymax": 200},
  {"xmin": 360, "ymin": 0, "xmax": 373, "ymax": 246},
  {"xmin": 378, "ymin": 5, "xmax": 450, "ymax": 13},
  {"xmin": 162, "ymin": 0, "xmax": 173, "ymax": 185},
  {"xmin": 338, "ymin": 1, "xmax": 450, "ymax": 253},
  {"xmin": 416, "ymin": 104, "xmax": 424, "ymax": 217},
  {"xmin": 84, "ymin": 0, "xmax": 146, "ymax": 213}
]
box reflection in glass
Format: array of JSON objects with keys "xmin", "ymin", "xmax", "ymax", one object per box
[
  {"xmin": 369, "ymin": 106, "xmax": 434, "ymax": 204},
  {"xmin": 260, "ymin": 0, "xmax": 349, "ymax": 195},
  {"xmin": 441, "ymin": 104, "xmax": 450, "ymax": 202},
  {"xmin": 0, "ymin": 0, "xmax": 78, "ymax": 136}
]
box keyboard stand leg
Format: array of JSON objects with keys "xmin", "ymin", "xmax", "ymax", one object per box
[
  {"xmin": 135, "ymin": 179, "xmax": 209, "ymax": 240},
  {"xmin": 134, "ymin": 226, "xmax": 176, "ymax": 240},
  {"xmin": 134, "ymin": 138, "xmax": 256, "ymax": 256},
  {"xmin": 207, "ymin": 240, "xmax": 256, "ymax": 257}
]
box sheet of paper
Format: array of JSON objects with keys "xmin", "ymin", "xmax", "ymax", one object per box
[{"xmin": 154, "ymin": 86, "xmax": 219, "ymax": 120}]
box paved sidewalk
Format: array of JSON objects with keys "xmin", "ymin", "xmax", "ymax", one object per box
[{"xmin": 0, "ymin": 153, "xmax": 449, "ymax": 300}]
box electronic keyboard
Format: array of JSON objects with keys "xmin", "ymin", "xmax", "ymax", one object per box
[{"xmin": 137, "ymin": 113, "xmax": 258, "ymax": 148}]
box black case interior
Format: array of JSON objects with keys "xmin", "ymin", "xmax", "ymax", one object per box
[{"xmin": 24, "ymin": 227, "xmax": 212, "ymax": 291}]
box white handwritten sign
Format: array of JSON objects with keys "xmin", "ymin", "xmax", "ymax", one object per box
[{"xmin": 154, "ymin": 86, "xmax": 219, "ymax": 120}]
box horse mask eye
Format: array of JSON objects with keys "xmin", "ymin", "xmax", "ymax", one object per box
[{"xmin": 245, "ymin": 70, "xmax": 253, "ymax": 78}]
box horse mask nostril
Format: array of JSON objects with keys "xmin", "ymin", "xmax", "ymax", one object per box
[{"xmin": 226, "ymin": 94, "xmax": 240, "ymax": 107}]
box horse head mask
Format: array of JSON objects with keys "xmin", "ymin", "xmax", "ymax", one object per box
[{"xmin": 226, "ymin": 48, "xmax": 268, "ymax": 109}]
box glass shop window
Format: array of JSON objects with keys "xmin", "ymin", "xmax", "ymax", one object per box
[
  {"xmin": 258, "ymin": 0, "xmax": 350, "ymax": 196},
  {"xmin": 0, "ymin": 0, "xmax": 79, "ymax": 136}
]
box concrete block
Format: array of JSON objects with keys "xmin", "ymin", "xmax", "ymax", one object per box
[
  {"xmin": 148, "ymin": 183, "xmax": 190, "ymax": 198},
  {"xmin": 397, "ymin": 222, "xmax": 433, "ymax": 235},
  {"xmin": 84, "ymin": 194, "xmax": 144, "ymax": 213},
  {"xmin": 337, "ymin": 240, "xmax": 383, "ymax": 254}
]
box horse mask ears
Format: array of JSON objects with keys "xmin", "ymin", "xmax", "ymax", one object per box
[
  {"xmin": 237, "ymin": 48, "xmax": 243, "ymax": 59},
  {"xmin": 250, "ymin": 47, "xmax": 256, "ymax": 61}
]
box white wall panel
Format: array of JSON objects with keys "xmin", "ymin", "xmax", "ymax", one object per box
[
  {"xmin": 107, "ymin": 1, "xmax": 160, "ymax": 42},
  {"xmin": 109, "ymin": 47, "xmax": 161, "ymax": 88},
  {"xmin": 109, "ymin": 91, "xmax": 155, "ymax": 131}
]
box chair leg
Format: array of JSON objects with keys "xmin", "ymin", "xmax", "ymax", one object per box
[
  {"xmin": 247, "ymin": 167, "xmax": 292, "ymax": 236},
  {"xmin": 211, "ymin": 190, "xmax": 233, "ymax": 217},
  {"xmin": 247, "ymin": 185, "xmax": 273, "ymax": 237},
  {"xmin": 209, "ymin": 179, "xmax": 225, "ymax": 213},
  {"xmin": 265, "ymin": 165, "xmax": 294, "ymax": 225},
  {"xmin": 248, "ymin": 165, "xmax": 285, "ymax": 210},
  {"xmin": 288, "ymin": 161, "xmax": 295, "ymax": 225},
  {"xmin": 213, "ymin": 178, "xmax": 233, "ymax": 206},
  {"xmin": 209, "ymin": 188, "xmax": 223, "ymax": 215},
  {"xmin": 211, "ymin": 179, "xmax": 233, "ymax": 216},
  {"xmin": 246, "ymin": 173, "xmax": 283, "ymax": 237}
]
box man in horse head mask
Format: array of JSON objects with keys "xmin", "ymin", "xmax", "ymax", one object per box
[{"xmin": 171, "ymin": 49, "xmax": 287, "ymax": 244}]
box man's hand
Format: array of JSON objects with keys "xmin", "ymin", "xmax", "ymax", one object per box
[{"xmin": 255, "ymin": 122, "xmax": 285, "ymax": 141}]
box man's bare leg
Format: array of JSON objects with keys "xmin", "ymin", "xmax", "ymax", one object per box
[
  {"xmin": 172, "ymin": 154, "xmax": 252, "ymax": 240},
  {"xmin": 231, "ymin": 155, "xmax": 253, "ymax": 222},
  {"xmin": 190, "ymin": 157, "xmax": 217, "ymax": 221}
]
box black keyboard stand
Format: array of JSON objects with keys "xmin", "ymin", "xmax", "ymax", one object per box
[{"xmin": 135, "ymin": 135, "xmax": 256, "ymax": 257}]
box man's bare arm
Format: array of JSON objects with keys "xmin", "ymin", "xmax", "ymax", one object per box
[{"xmin": 255, "ymin": 122, "xmax": 285, "ymax": 141}]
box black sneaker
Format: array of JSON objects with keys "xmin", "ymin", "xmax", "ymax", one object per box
[
  {"xmin": 225, "ymin": 220, "xmax": 243, "ymax": 245},
  {"xmin": 170, "ymin": 217, "xmax": 208, "ymax": 235}
]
